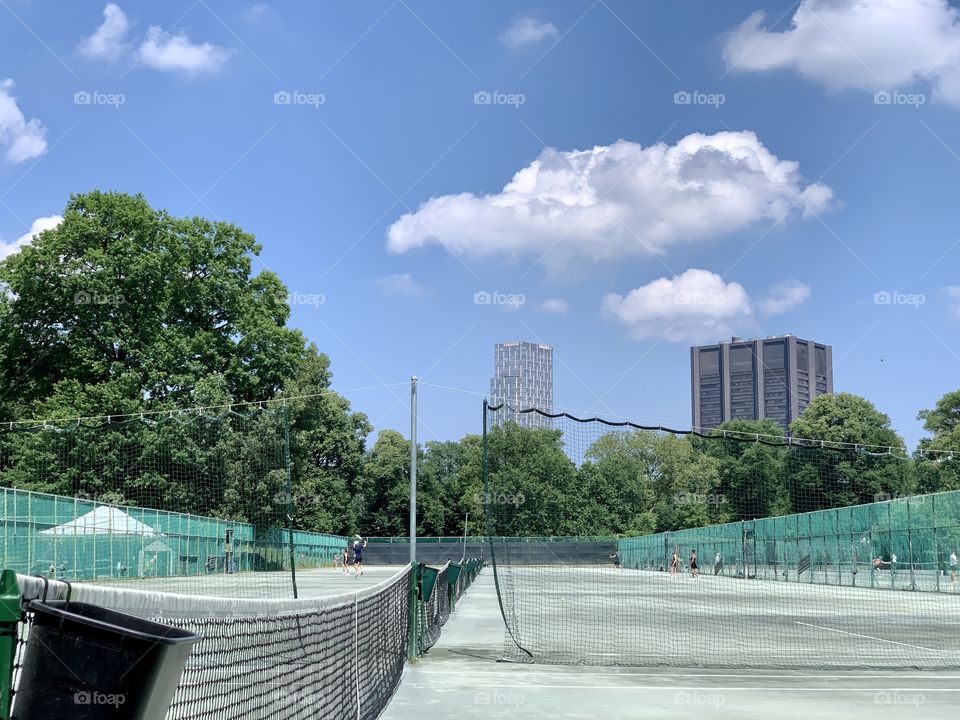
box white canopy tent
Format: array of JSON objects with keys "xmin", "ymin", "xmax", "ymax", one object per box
[
  {"xmin": 40, "ymin": 505, "xmax": 161, "ymax": 536},
  {"xmin": 40, "ymin": 505, "xmax": 173, "ymax": 577}
]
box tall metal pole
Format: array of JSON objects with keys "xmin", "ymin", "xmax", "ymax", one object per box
[
  {"xmin": 463, "ymin": 513, "xmax": 468, "ymax": 563},
  {"xmin": 410, "ymin": 376, "xmax": 418, "ymax": 564},
  {"xmin": 407, "ymin": 376, "xmax": 419, "ymax": 660}
]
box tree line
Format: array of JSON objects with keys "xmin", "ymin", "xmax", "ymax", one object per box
[{"xmin": 1, "ymin": 192, "xmax": 958, "ymax": 539}]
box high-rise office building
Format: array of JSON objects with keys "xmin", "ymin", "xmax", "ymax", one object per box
[
  {"xmin": 490, "ymin": 341, "xmax": 554, "ymax": 429},
  {"xmin": 691, "ymin": 335, "xmax": 833, "ymax": 432}
]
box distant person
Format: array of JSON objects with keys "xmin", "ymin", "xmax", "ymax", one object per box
[
  {"xmin": 333, "ymin": 551, "xmax": 340, "ymax": 571},
  {"xmin": 689, "ymin": 549, "xmax": 698, "ymax": 580},
  {"xmin": 58, "ymin": 563, "xmax": 66, "ymax": 580},
  {"xmin": 714, "ymin": 552, "xmax": 722, "ymax": 576},
  {"xmin": 610, "ymin": 549, "xmax": 623, "ymax": 571},
  {"xmin": 949, "ymin": 550, "xmax": 958, "ymax": 586},
  {"xmin": 352, "ymin": 536, "xmax": 367, "ymax": 577},
  {"xmin": 342, "ymin": 546, "xmax": 349, "ymax": 575},
  {"xmin": 48, "ymin": 564, "xmax": 55, "ymax": 578},
  {"xmin": 670, "ymin": 549, "xmax": 679, "ymax": 577}
]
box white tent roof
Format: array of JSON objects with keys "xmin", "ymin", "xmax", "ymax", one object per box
[{"xmin": 40, "ymin": 505, "xmax": 161, "ymax": 536}]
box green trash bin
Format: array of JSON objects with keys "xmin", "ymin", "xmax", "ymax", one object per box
[{"xmin": 419, "ymin": 564, "xmax": 439, "ymax": 602}]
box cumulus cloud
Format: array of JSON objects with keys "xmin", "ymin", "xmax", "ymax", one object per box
[
  {"xmin": 603, "ymin": 269, "xmax": 809, "ymax": 342},
  {"xmin": 387, "ymin": 132, "xmax": 832, "ymax": 273},
  {"xmin": 947, "ymin": 286, "xmax": 960, "ymax": 317},
  {"xmin": 500, "ymin": 17, "xmax": 559, "ymax": 49},
  {"xmin": 724, "ymin": 0, "xmax": 960, "ymax": 105},
  {"xmin": 0, "ymin": 80, "xmax": 47, "ymax": 165},
  {"xmin": 79, "ymin": 3, "xmax": 131, "ymax": 61},
  {"xmin": 757, "ymin": 280, "xmax": 810, "ymax": 316},
  {"xmin": 375, "ymin": 273, "xmax": 425, "ymax": 296},
  {"xmin": 0, "ymin": 215, "xmax": 62, "ymax": 261},
  {"xmin": 138, "ymin": 26, "xmax": 231, "ymax": 75},
  {"xmin": 538, "ymin": 298, "xmax": 569, "ymax": 315}
]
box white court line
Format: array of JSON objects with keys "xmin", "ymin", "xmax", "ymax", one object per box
[
  {"xmin": 795, "ymin": 621, "xmax": 939, "ymax": 652},
  {"xmin": 418, "ymin": 670, "xmax": 960, "ymax": 679},
  {"xmin": 418, "ymin": 684, "xmax": 960, "ymax": 692}
]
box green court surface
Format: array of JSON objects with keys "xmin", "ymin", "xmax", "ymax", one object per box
[{"xmin": 381, "ymin": 572, "xmax": 960, "ymax": 720}]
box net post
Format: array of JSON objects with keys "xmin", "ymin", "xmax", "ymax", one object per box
[
  {"xmin": 410, "ymin": 376, "xmax": 418, "ymax": 565},
  {"xmin": 407, "ymin": 377, "xmax": 419, "ymax": 660}
]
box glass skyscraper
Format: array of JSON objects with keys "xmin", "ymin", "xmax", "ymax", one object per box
[{"xmin": 489, "ymin": 341, "xmax": 554, "ymax": 429}]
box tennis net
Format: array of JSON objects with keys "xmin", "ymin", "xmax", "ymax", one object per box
[{"xmin": 14, "ymin": 568, "xmax": 412, "ymax": 720}]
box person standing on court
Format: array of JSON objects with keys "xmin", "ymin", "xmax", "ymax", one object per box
[
  {"xmin": 352, "ymin": 535, "xmax": 367, "ymax": 577},
  {"xmin": 342, "ymin": 546, "xmax": 349, "ymax": 575},
  {"xmin": 689, "ymin": 549, "xmax": 698, "ymax": 580},
  {"xmin": 950, "ymin": 550, "xmax": 958, "ymax": 586},
  {"xmin": 670, "ymin": 547, "xmax": 679, "ymax": 577}
]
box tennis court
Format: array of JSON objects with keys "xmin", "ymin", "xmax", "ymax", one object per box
[
  {"xmin": 84, "ymin": 564, "xmax": 402, "ymax": 598},
  {"xmin": 493, "ymin": 566, "xmax": 960, "ymax": 668},
  {"xmin": 383, "ymin": 571, "xmax": 960, "ymax": 720}
]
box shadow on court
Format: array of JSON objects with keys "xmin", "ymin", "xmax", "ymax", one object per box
[{"xmin": 381, "ymin": 573, "xmax": 960, "ymax": 720}]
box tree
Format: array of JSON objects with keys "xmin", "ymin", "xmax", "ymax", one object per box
[
  {"xmin": 283, "ymin": 349, "xmax": 371, "ymax": 536},
  {"xmin": 0, "ymin": 191, "xmax": 308, "ymax": 414},
  {"xmin": 788, "ymin": 393, "xmax": 913, "ymax": 510},
  {"xmin": 578, "ymin": 431, "xmax": 657, "ymax": 536},
  {"xmin": 916, "ymin": 389, "xmax": 960, "ymax": 493},
  {"xmin": 484, "ymin": 423, "xmax": 579, "ymax": 537},
  {"xmin": 649, "ymin": 434, "xmax": 726, "ymax": 531},
  {"xmin": 698, "ymin": 419, "xmax": 789, "ymax": 520},
  {"xmin": 359, "ymin": 430, "xmax": 411, "ymax": 537}
]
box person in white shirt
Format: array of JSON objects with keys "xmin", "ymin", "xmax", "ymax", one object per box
[{"xmin": 950, "ymin": 550, "xmax": 958, "ymax": 586}]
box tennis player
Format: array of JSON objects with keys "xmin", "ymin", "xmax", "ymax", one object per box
[
  {"xmin": 689, "ymin": 549, "xmax": 698, "ymax": 579},
  {"xmin": 341, "ymin": 546, "xmax": 349, "ymax": 575},
  {"xmin": 949, "ymin": 549, "xmax": 957, "ymax": 586},
  {"xmin": 670, "ymin": 548, "xmax": 679, "ymax": 577},
  {"xmin": 610, "ymin": 548, "xmax": 623, "ymax": 571},
  {"xmin": 352, "ymin": 535, "xmax": 367, "ymax": 577}
]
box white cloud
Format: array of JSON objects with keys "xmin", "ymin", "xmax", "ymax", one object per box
[
  {"xmin": 757, "ymin": 280, "xmax": 810, "ymax": 316},
  {"xmin": 138, "ymin": 26, "xmax": 231, "ymax": 75},
  {"xmin": 538, "ymin": 298, "xmax": 569, "ymax": 315},
  {"xmin": 0, "ymin": 215, "xmax": 62, "ymax": 261},
  {"xmin": 79, "ymin": 3, "xmax": 131, "ymax": 61},
  {"xmin": 387, "ymin": 132, "xmax": 833, "ymax": 272},
  {"xmin": 0, "ymin": 79, "xmax": 47, "ymax": 164},
  {"xmin": 244, "ymin": 4, "xmax": 277, "ymax": 23},
  {"xmin": 724, "ymin": 0, "xmax": 960, "ymax": 105},
  {"xmin": 375, "ymin": 273, "xmax": 425, "ymax": 296},
  {"xmin": 501, "ymin": 17, "xmax": 559, "ymax": 49},
  {"xmin": 947, "ymin": 286, "xmax": 960, "ymax": 316},
  {"xmin": 603, "ymin": 269, "xmax": 810, "ymax": 343}
]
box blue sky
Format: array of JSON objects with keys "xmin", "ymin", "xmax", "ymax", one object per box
[{"xmin": 1, "ymin": 0, "xmax": 959, "ymax": 449}]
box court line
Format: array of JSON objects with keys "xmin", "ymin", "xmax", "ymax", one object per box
[
  {"xmin": 795, "ymin": 621, "xmax": 939, "ymax": 652},
  {"xmin": 417, "ymin": 683, "xmax": 960, "ymax": 692},
  {"xmin": 417, "ymin": 670, "xmax": 960, "ymax": 679}
]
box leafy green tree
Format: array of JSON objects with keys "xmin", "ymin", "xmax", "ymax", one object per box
[
  {"xmin": 788, "ymin": 393, "xmax": 913, "ymax": 510},
  {"xmin": 916, "ymin": 389, "xmax": 960, "ymax": 493},
  {"xmin": 484, "ymin": 423, "xmax": 579, "ymax": 537},
  {"xmin": 0, "ymin": 191, "xmax": 308, "ymax": 413},
  {"xmin": 578, "ymin": 431, "xmax": 657, "ymax": 536},
  {"xmin": 359, "ymin": 430, "xmax": 412, "ymax": 537},
  {"xmin": 282, "ymin": 349, "xmax": 371, "ymax": 536},
  {"xmin": 650, "ymin": 434, "xmax": 726, "ymax": 531},
  {"xmin": 698, "ymin": 419, "xmax": 790, "ymax": 520}
]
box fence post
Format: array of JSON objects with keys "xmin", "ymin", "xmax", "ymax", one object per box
[
  {"xmin": 907, "ymin": 500, "xmax": 916, "ymax": 591},
  {"xmin": 933, "ymin": 494, "xmax": 940, "ymax": 592}
]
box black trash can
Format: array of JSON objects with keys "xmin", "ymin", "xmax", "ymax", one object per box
[{"xmin": 12, "ymin": 600, "xmax": 201, "ymax": 720}]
